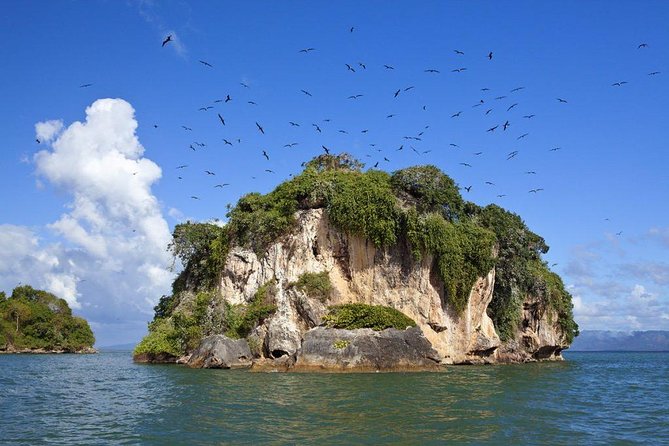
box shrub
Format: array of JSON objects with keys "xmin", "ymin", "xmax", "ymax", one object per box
[
  {"xmin": 290, "ymin": 272, "xmax": 332, "ymax": 301},
  {"xmin": 224, "ymin": 281, "xmax": 277, "ymax": 339},
  {"xmin": 327, "ymin": 170, "xmax": 400, "ymax": 247},
  {"xmin": 169, "ymin": 222, "xmax": 228, "ymax": 293},
  {"xmin": 391, "ymin": 165, "xmax": 464, "ymax": 220},
  {"xmin": 407, "ymin": 213, "xmax": 496, "ymax": 313},
  {"xmin": 333, "ymin": 339, "xmax": 350, "ymax": 349},
  {"xmin": 323, "ymin": 303, "xmax": 416, "ymax": 331},
  {"xmin": 133, "ymin": 318, "xmax": 181, "ymax": 357}
]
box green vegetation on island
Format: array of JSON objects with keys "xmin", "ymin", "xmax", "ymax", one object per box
[
  {"xmin": 323, "ymin": 303, "xmax": 417, "ymax": 331},
  {"xmin": 136, "ymin": 153, "xmax": 578, "ymax": 359},
  {"xmin": 0, "ymin": 285, "xmax": 95, "ymax": 352}
]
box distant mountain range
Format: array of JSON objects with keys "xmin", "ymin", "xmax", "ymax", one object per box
[
  {"xmin": 570, "ymin": 331, "xmax": 669, "ymax": 351},
  {"xmin": 97, "ymin": 343, "xmax": 136, "ymax": 352}
]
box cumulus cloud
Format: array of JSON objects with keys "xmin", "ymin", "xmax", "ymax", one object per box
[
  {"xmin": 565, "ymin": 235, "xmax": 669, "ymax": 331},
  {"xmin": 1, "ymin": 99, "xmax": 174, "ymax": 343},
  {"xmin": 35, "ymin": 119, "xmax": 63, "ymax": 143}
]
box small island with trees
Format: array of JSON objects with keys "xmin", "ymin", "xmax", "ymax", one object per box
[
  {"xmin": 0, "ymin": 285, "xmax": 95, "ymax": 354},
  {"xmin": 134, "ymin": 154, "xmax": 578, "ymax": 370}
]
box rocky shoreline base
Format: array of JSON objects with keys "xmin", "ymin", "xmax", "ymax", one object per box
[
  {"xmin": 0, "ymin": 347, "xmax": 97, "ymax": 354},
  {"xmin": 134, "ymin": 327, "xmax": 564, "ymax": 372}
]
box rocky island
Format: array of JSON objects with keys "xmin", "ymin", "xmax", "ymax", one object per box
[
  {"xmin": 134, "ymin": 154, "xmax": 578, "ymax": 370},
  {"xmin": 0, "ymin": 285, "xmax": 96, "ymax": 354}
]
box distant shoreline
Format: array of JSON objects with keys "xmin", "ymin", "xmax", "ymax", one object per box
[{"xmin": 0, "ymin": 347, "xmax": 97, "ymax": 354}]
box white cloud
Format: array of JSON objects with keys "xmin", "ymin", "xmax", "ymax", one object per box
[
  {"xmin": 35, "ymin": 119, "xmax": 63, "ymax": 143},
  {"xmin": 1, "ymin": 99, "xmax": 175, "ymax": 343}
]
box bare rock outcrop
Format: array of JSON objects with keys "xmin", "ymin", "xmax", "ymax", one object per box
[
  {"xmin": 187, "ymin": 335, "xmax": 253, "ymax": 369},
  {"xmin": 294, "ymin": 327, "xmax": 440, "ymax": 371}
]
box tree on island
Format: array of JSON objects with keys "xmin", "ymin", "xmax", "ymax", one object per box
[{"xmin": 0, "ymin": 285, "xmax": 95, "ymax": 352}]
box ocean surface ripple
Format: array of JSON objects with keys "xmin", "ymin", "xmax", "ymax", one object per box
[{"xmin": 1, "ymin": 351, "xmax": 667, "ymax": 445}]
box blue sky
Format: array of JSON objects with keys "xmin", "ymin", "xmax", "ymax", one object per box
[{"xmin": 1, "ymin": 1, "xmax": 668, "ymax": 346}]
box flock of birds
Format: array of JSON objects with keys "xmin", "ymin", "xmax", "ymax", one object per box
[{"xmin": 67, "ymin": 28, "xmax": 661, "ymax": 238}]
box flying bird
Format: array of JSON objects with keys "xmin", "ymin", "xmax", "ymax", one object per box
[
  {"xmin": 223, "ymin": 139, "xmax": 233, "ymax": 146},
  {"xmin": 549, "ymin": 147, "xmax": 561, "ymax": 152},
  {"xmin": 517, "ymin": 133, "xmax": 529, "ymax": 140},
  {"xmin": 451, "ymin": 67, "xmax": 467, "ymax": 72},
  {"xmin": 162, "ymin": 35, "xmax": 172, "ymax": 47},
  {"xmin": 454, "ymin": 49, "xmax": 465, "ymax": 55},
  {"xmin": 265, "ymin": 169, "xmax": 275, "ymax": 173},
  {"xmin": 191, "ymin": 196, "xmax": 200, "ymax": 200},
  {"xmin": 638, "ymin": 43, "xmax": 648, "ymax": 49},
  {"xmin": 611, "ymin": 81, "xmax": 628, "ymax": 87},
  {"xmin": 451, "ymin": 111, "xmax": 462, "ymax": 118},
  {"xmin": 205, "ymin": 170, "xmax": 215, "ymax": 175},
  {"xmin": 199, "ymin": 60, "xmax": 213, "ymax": 67},
  {"xmin": 487, "ymin": 125, "xmax": 498, "ymax": 132},
  {"xmin": 507, "ymin": 151, "xmax": 519, "ymax": 160},
  {"xmin": 301, "ymin": 89, "xmax": 312, "ymax": 96},
  {"xmin": 225, "ymin": 95, "xmax": 232, "ymax": 102},
  {"xmin": 176, "ymin": 165, "xmax": 188, "ymax": 169},
  {"xmin": 510, "ymin": 87, "xmax": 525, "ymax": 92},
  {"xmin": 507, "ymin": 103, "xmax": 518, "ymax": 111},
  {"xmin": 394, "ymin": 89, "xmax": 401, "ymax": 98},
  {"xmin": 557, "ymin": 98, "xmax": 568, "ymax": 103},
  {"xmin": 79, "ymin": 83, "xmax": 93, "ymax": 88},
  {"xmin": 358, "ymin": 62, "xmax": 366, "ymax": 69},
  {"xmin": 523, "ymin": 114, "xmax": 536, "ymax": 119},
  {"xmin": 460, "ymin": 162, "xmax": 472, "ymax": 167},
  {"xmin": 313, "ymin": 124, "xmax": 321, "ymax": 133},
  {"xmin": 181, "ymin": 126, "xmax": 192, "ymax": 131},
  {"xmin": 217, "ymin": 114, "xmax": 225, "ymax": 125},
  {"xmin": 322, "ymin": 145, "xmax": 330, "ymax": 154},
  {"xmin": 198, "ymin": 106, "xmax": 213, "ymax": 111},
  {"xmin": 299, "ymin": 48, "xmax": 316, "ymax": 53},
  {"xmin": 255, "ymin": 122, "xmax": 264, "ymax": 134},
  {"xmin": 464, "ymin": 186, "xmax": 472, "ymax": 192},
  {"xmin": 214, "ymin": 184, "xmax": 230, "ymax": 188},
  {"xmin": 488, "ymin": 51, "xmax": 493, "ymax": 60},
  {"xmin": 262, "ymin": 150, "xmax": 269, "ymax": 160},
  {"xmin": 648, "ymin": 71, "xmax": 661, "ymax": 75},
  {"xmin": 345, "ymin": 63, "xmax": 356, "ymax": 72},
  {"xmin": 289, "ymin": 121, "xmax": 300, "ymax": 126},
  {"xmin": 529, "ymin": 188, "xmax": 544, "ymax": 193},
  {"xmin": 404, "ymin": 86, "xmax": 414, "ymax": 91},
  {"xmin": 503, "ymin": 120, "xmax": 510, "ymax": 130},
  {"xmin": 424, "ymin": 69, "xmax": 440, "ymax": 73},
  {"xmin": 350, "ymin": 26, "xmax": 354, "ymax": 33},
  {"xmin": 240, "ymin": 82, "xmax": 250, "ymax": 88},
  {"xmin": 383, "ymin": 64, "xmax": 395, "ymax": 69}
]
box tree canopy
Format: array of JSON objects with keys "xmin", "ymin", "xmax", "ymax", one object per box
[{"xmin": 0, "ymin": 285, "xmax": 95, "ymax": 351}]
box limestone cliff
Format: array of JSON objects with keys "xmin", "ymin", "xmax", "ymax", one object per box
[{"xmin": 213, "ymin": 209, "xmax": 568, "ymax": 365}]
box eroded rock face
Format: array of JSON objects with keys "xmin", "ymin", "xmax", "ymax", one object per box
[
  {"xmin": 497, "ymin": 295, "xmax": 568, "ymax": 363},
  {"xmin": 214, "ymin": 209, "xmax": 567, "ymax": 366},
  {"xmin": 294, "ymin": 327, "xmax": 440, "ymax": 371},
  {"xmin": 187, "ymin": 335, "xmax": 253, "ymax": 369}
]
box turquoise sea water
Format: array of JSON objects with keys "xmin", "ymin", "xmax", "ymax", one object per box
[{"xmin": 1, "ymin": 351, "xmax": 667, "ymax": 445}]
